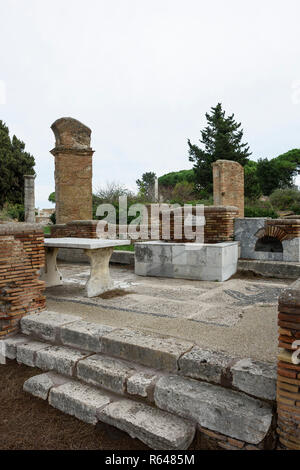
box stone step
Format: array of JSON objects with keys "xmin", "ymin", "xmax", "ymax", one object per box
[
  {"xmin": 5, "ymin": 334, "xmax": 274, "ymax": 446},
  {"xmin": 238, "ymin": 259, "xmax": 300, "ymax": 279},
  {"xmin": 6, "ymin": 334, "xmax": 159, "ymax": 399},
  {"xmin": 23, "ymin": 372, "xmax": 196, "ymax": 450},
  {"xmin": 154, "ymin": 375, "xmax": 273, "ymax": 445},
  {"xmin": 19, "ymin": 312, "xmax": 276, "ymax": 401}
]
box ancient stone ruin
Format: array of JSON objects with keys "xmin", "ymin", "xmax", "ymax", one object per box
[
  {"xmin": 24, "ymin": 174, "xmax": 36, "ymax": 223},
  {"xmin": 213, "ymin": 159, "xmax": 244, "ymax": 217},
  {"xmin": 50, "ymin": 117, "xmax": 94, "ymax": 224},
  {"xmin": 1, "ymin": 117, "xmax": 300, "ymax": 451}
]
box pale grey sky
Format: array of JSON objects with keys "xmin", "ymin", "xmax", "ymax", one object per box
[{"xmin": 1, "ymin": 0, "xmax": 300, "ymax": 207}]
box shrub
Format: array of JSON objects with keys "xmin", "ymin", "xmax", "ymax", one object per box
[
  {"xmin": 244, "ymin": 206, "xmax": 278, "ymax": 218},
  {"xmin": 269, "ymin": 188, "xmax": 300, "ymax": 212},
  {"xmin": 49, "ymin": 212, "xmax": 56, "ymax": 224},
  {"xmin": 158, "ymin": 169, "xmax": 195, "ymax": 188},
  {"xmin": 170, "ymin": 182, "xmax": 196, "ymax": 204},
  {"xmin": 0, "ymin": 203, "xmax": 25, "ymax": 221}
]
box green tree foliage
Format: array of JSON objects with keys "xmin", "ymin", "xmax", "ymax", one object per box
[
  {"xmin": 48, "ymin": 192, "xmax": 56, "ymax": 203},
  {"xmin": 136, "ymin": 172, "xmax": 156, "ymax": 200},
  {"xmin": 269, "ymin": 188, "xmax": 300, "ymax": 213},
  {"xmin": 188, "ymin": 103, "xmax": 251, "ymax": 194},
  {"xmin": 244, "ymin": 161, "xmax": 262, "ymax": 200},
  {"xmin": 0, "ymin": 120, "xmax": 35, "ymax": 208},
  {"xmin": 169, "ymin": 181, "xmax": 196, "ymax": 204},
  {"xmin": 256, "ymin": 149, "xmax": 300, "ymax": 196},
  {"xmin": 158, "ymin": 169, "xmax": 195, "ymax": 188}
]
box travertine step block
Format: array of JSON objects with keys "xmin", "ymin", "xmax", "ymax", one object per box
[
  {"xmin": 154, "ymin": 375, "xmax": 273, "ymax": 445},
  {"xmin": 21, "ymin": 311, "xmax": 78, "ymax": 343},
  {"xmin": 49, "ymin": 380, "xmax": 111, "ymax": 424},
  {"xmin": 77, "ymin": 354, "xmax": 136, "ymax": 395},
  {"xmin": 17, "ymin": 340, "xmax": 49, "ymax": 367},
  {"xmin": 127, "ymin": 371, "xmax": 158, "ymax": 400},
  {"xmin": 60, "ymin": 320, "xmax": 115, "ymax": 352},
  {"xmin": 23, "ymin": 372, "xmax": 70, "ymax": 400},
  {"xmin": 231, "ymin": 358, "xmax": 277, "ymax": 401},
  {"xmin": 101, "ymin": 328, "xmax": 193, "ymax": 371},
  {"xmin": 97, "ymin": 399, "xmax": 195, "ymax": 450},
  {"xmin": 178, "ymin": 346, "xmax": 231, "ymax": 384},
  {"xmin": 1, "ymin": 334, "xmax": 29, "ymax": 360},
  {"xmin": 35, "ymin": 345, "xmax": 91, "ymax": 376}
]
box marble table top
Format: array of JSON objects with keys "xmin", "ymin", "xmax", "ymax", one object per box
[{"xmin": 44, "ymin": 237, "xmax": 130, "ymax": 250}]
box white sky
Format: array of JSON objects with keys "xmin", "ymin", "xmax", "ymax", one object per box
[{"xmin": 1, "ymin": 0, "xmax": 300, "ymax": 207}]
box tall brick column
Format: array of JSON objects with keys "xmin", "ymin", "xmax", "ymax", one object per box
[
  {"xmin": 50, "ymin": 117, "xmax": 94, "ymax": 224},
  {"xmin": 212, "ymin": 160, "xmax": 244, "ymax": 217}
]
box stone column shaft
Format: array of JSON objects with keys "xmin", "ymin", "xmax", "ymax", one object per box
[{"xmin": 24, "ymin": 175, "xmax": 36, "ymax": 223}]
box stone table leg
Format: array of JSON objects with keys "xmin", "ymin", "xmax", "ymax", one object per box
[
  {"xmin": 84, "ymin": 247, "xmax": 115, "ymax": 297},
  {"xmin": 40, "ymin": 247, "xmax": 63, "ymax": 287}
]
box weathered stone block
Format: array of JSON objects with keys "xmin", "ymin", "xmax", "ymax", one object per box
[
  {"xmin": 97, "ymin": 400, "xmax": 196, "ymax": 450},
  {"xmin": 178, "ymin": 347, "xmax": 231, "ymax": 384},
  {"xmin": 1, "ymin": 335, "xmax": 29, "ymax": 360},
  {"xmin": 60, "ymin": 320, "xmax": 115, "ymax": 352},
  {"xmin": 101, "ymin": 328, "xmax": 193, "ymax": 371},
  {"xmin": 77, "ymin": 355, "xmax": 136, "ymax": 395},
  {"xmin": 231, "ymin": 358, "xmax": 277, "ymax": 401},
  {"xmin": 23, "ymin": 372, "xmax": 70, "ymax": 400},
  {"xmin": 35, "ymin": 345, "xmax": 91, "ymax": 376},
  {"xmin": 21, "ymin": 311, "xmax": 78, "ymax": 343},
  {"xmin": 154, "ymin": 375, "xmax": 273, "ymax": 444},
  {"xmin": 49, "ymin": 380, "xmax": 111, "ymax": 424},
  {"xmin": 17, "ymin": 340, "xmax": 49, "ymax": 367},
  {"xmin": 127, "ymin": 372, "xmax": 158, "ymax": 399}
]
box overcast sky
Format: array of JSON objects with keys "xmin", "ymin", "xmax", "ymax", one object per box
[{"xmin": 1, "ymin": 0, "xmax": 300, "ymax": 208}]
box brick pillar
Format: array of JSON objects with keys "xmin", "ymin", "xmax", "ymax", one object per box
[
  {"xmin": 277, "ymin": 280, "xmax": 300, "ymax": 449},
  {"xmin": 24, "ymin": 175, "xmax": 36, "ymax": 223},
  {"xmin": 50, "ymin": 117, "xmax": 94, "ymax": 224},
  {"xmin": 212, "ymin": 160, "xmax": 244, "ymax": 217}
]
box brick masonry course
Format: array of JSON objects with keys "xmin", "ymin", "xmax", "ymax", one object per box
[
  {"xmin": 277, "ymin": 278, "xmax": 300, "ymax": 449},
  {"xmin": 50, "ymin": 118, "xmax": 94, "ymax": 224},
  {"xmin": 0, "ymin": 223, "xmax": 45, "ymax": 337},
  {"xmin": 213, "ymin": 160, "xmax": 244, "ymax": 217},
  {"xmin": 50, "ymin": 205, "xmax": 239, "ymax": 246}
]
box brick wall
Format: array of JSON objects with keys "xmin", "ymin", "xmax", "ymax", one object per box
[
  {"xmin": 0, "ymin": 223, "xmax": 45, "ymax": 338},
  {"xmin": 277, "ymin": 279, "xmax": 300, "ymax": 449},
  {"xmin": 265, "ymin": 219, "xmax": 300, "ymax": 240},
  {"xmin": 213, "ymin": 160, "xmax": 244, "ymax": 217},
  {"xmin": 51, "ymin": 206, "xmax": 239, "ymax": 244},
  {"xmin": 160, "ymin": 206, "xmax": 239, "ymax": 243},
  {"xmin": 51, "ymin": 220, "xmax": 99, "ymax": 238}
]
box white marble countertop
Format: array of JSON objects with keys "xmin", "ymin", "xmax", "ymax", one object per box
[{"xmin": 44, "ymin": 238, "xmax": 131, "ymax": 250}]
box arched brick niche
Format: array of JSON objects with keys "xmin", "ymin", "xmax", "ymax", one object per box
[{"xmin": 234, "ymin": 218, "xmax": 300, "ymax": 262}]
